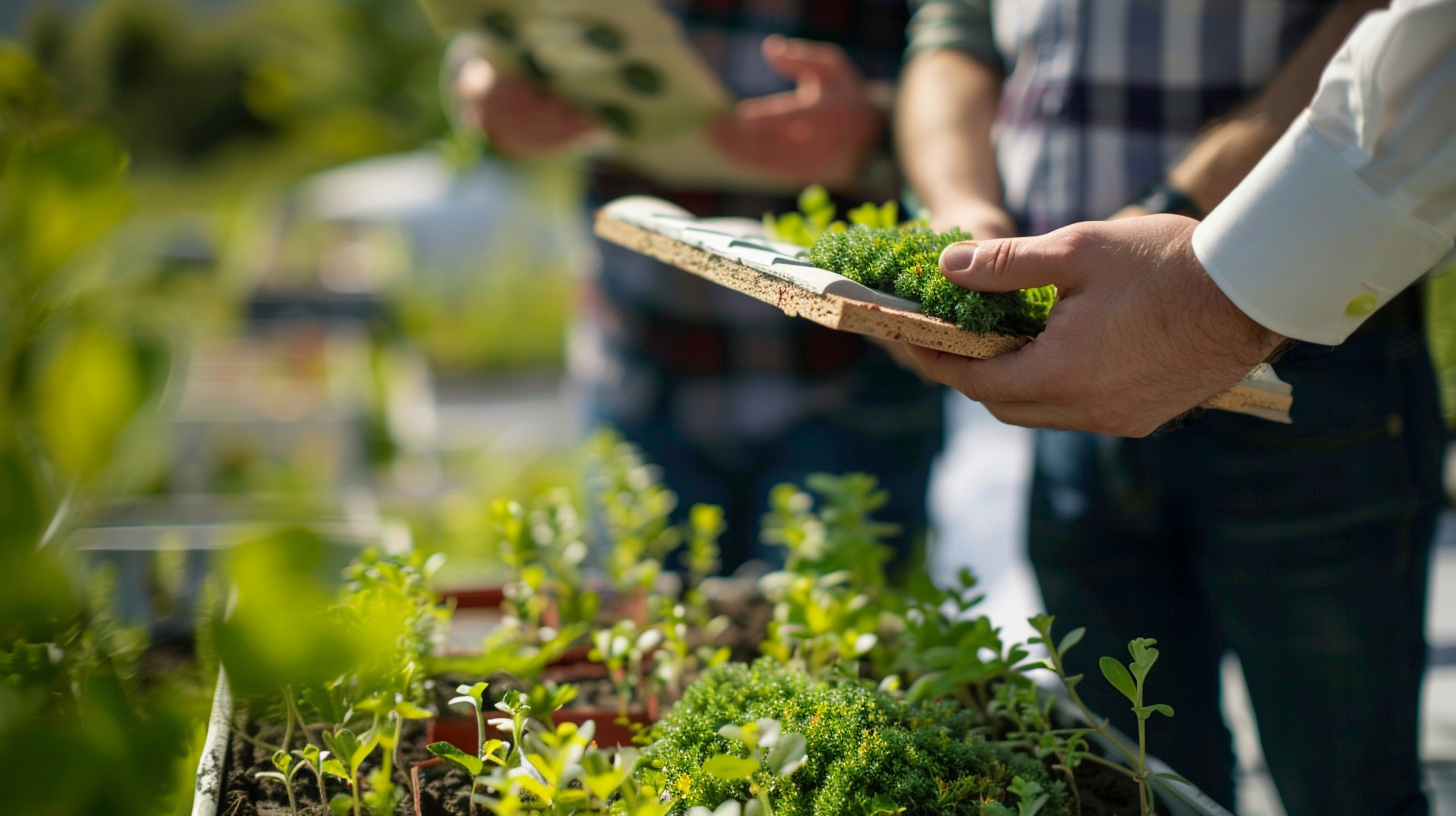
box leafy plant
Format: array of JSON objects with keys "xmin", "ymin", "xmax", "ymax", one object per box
[
  {"xmin": 588, "ymin": 430, "xmax": 681, "ymax": 598},
  {"xmin": 806, "ymin": 224, "xmax": 1055, "ymax": 336},
  {"xmin": 760, "ymin": 474, "xmax": 897, "ymax": 591},
  {"xmin": 255, "ymin": 747, "xmax": 344, "ymax": 816},
  {"xmin": 591, "ymin": 620, "xmax": 664, "ymax": 718},
  {"xmin": 254, "ymin": 751, "xmax": 305, "ymax": 816},
  {"xmin": 643, "ymin": 660, "xmax": 1064, "ymax": 816},
  {"xmin": 1029, "ymin": 616, "xmax": 1184, "ymax": 816},
  {"xmin": 756, "ymin": 571, "xmax": 878, "ymax": 677},
  {"xmin": 322, "ymin": 726, "xmax": 381, "ymax": 816}
]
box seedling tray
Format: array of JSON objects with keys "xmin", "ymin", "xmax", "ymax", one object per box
[{"xmin": 594, "ymin": 196, "xmax": 1294, "ymax": 424}]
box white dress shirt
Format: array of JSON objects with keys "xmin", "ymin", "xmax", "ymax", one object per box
[{"xmin": 1192, "ymin": 0, "xmax": 1456, "ymax": 346}]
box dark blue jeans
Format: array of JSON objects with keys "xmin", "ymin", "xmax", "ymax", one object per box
[{"xmin": 1028, "ymin": 318, "xmax": 1443, "ymax": 815}]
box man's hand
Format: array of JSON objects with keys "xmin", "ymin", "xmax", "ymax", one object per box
[
  {"xmin": 454, "ymin": 57, "xmax": 601, "ymax": 160},
  {"xmin": 900, "ymin": 215, "xmax": 1286, "ymax": 437},
  {"xmin": 707, "ymin": 35, "xmax": 882, "ymax": 189}
]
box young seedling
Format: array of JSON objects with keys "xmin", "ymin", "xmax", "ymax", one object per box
[
  {"xmin": 700, "ymin": 718, "xmax": 808, "ymax": 816},
  {"xmin": 429, "ymin": 681, "xmax": 510, "ymax": 812},
  {"xmin": 488, "ymin": 689, "xmax": 533, "ymax": 768},
  {"xmin": 1029, "ymin": 615, "xmax": 1185, "ymax": 816},
  {"xmin": 358, "ymin": 692, "xmax": 432, "ymax": 815},
  {"xmin": 294, "ymin": 743, "xmax": 346, "ymax": 809},
  {"xmin": 322, "ymin": 726, "xmax": 380, "ymax": 816},
  {"xmin": 1100, "ymin": 638, "xmax": 1180, "ymax": 816},
  {"xmin": 681, "ymin": 503, "xmax": 725, "ymax": 625},
  {"xmin": 983, "ymin": 777, "xmax": 1050, "ymax": 816},
  {"xmin": 757, "ymin": 570, "xmax": 877, "ymax": 677},
  {"xmin": 521, "ymin": 682, "xmax": 579, "ymax": 736},
  {"xmin": 254, "ymin": 750, "xmax": 307, "ymax": 816},
  {"xmin": 474, "ymin": 719, "xmax": 597, "ymax": 815},
  {"xmin": 590, "ymin": 620, "xmax": 664, "ymax": 718}
]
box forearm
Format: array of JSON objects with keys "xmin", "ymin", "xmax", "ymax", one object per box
[
  {"xmin": 896, "ymin": 49, "xmax": 1006, "ymax": 221},
  {"xmin": 1167, "ymin": 0, "xmax": 1387, "ymax": 213}
]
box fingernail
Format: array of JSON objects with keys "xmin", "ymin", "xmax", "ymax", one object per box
[{"xmin": 940, "ymin": 242, "xmax": 977, "ymax": 275}]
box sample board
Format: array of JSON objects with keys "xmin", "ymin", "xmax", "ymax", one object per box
[
  {"xmin": 420, "ymin": 0, "xmax": 797, "ymax": 191},
  {"xmin": 595, "ymin": 196, "xmax": 1295, "ymax": 423}
]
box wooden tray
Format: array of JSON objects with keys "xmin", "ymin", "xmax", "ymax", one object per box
[{"xmin": 594, "ymin": 197, "xmax": 1293, "ymax": 423}]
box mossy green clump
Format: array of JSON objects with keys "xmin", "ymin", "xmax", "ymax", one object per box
[
  {"xmin": 642, "ymin": 660, "xmax": 1066, "ymax": 816},
  {"xmin": 806, "ymin": 224, "xmax": 1055, "ymax": 337}
]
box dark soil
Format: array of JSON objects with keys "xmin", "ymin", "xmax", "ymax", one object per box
[
  {"xmin": 221, "ymin": 716, "xmax": 435, "ymax": 816},
  {"xmin": 413, "ymin": 762, "xmax": 474, "ymax": 816},
  {"xmin": 1073, "ymin": 760, "xmax": 1170, "ymax": 816}
]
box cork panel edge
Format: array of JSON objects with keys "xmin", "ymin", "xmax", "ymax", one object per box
[
  {"xmin": 834, "ymin": 301, "xmax": 1028, "ymax": 359},
  {"xmin": 594, "ymin": 215, "xmax": 850, "ymax": 330},
  {"xmin": 1200, "ymin": 385, "xmax": 1294, "ymax": 414},
  {"xmin": 594, "ymin": 213, "xmax": 1025, "ymax": 357}
]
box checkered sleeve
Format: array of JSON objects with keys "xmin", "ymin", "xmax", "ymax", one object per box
[{"xmin": 904, "ymin": 0, "xmax": 1003, "ymax": 74}]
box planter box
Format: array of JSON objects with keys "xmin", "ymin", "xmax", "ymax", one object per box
[{"xmin": 192, "ymin": 673, "xmax": 1232, "ymax": 816}]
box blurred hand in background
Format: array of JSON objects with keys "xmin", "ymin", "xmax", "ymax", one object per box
[
  {"xmin": 707, "ymin": 35, "xmax": 882, "ymax": 189},
  {"xmin": 454, "ymin": 56, "xmax": 601, "ymax": 159}
]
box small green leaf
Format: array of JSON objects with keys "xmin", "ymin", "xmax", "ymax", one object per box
[
  {"xmin": 701, "ymin": 754, "xmax": 760, "ymax": 781},
  {"xmin": 1128, "ymin": 638, "xmax": 1160, "ymax": 682},
  {"xmin": 798, "ymin": 185, "xmax": 832, "ymax": 220},
  {"xmin": 1148, "ymin": 703, "xmax": 1174, "ymax": 718},
  {"xmin": 396, "ymin": 701, "xmax": 432, "ymax": 719},
  {"xmin": 1057, "ymin": 627, "xmax": 1085, "ymax": 656},
  {"xmin": 428, "ymin": 742, "xmax": 484, "ymax": 776},
  {"xmin": 764, "ymin": 733, "xmax": 807, "ymax": 776},
  {"xmin": 1099, "ymin": 657, "xmax": 1137, "ymax": 703}
]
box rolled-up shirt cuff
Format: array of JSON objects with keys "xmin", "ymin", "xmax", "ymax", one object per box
[{"xmin": 1192, "ymin": 111, "xmax": 1453, "ymax": 346}]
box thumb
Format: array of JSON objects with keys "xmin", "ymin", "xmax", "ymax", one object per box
[
  {"xmin": 760, "ymin": 35, "xmax": 859, "ymax": 89},
  {"xmin": 939, "ymin": 234, "xmax": 1084, "ymax": 293}
]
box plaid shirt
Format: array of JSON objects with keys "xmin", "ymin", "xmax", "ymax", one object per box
[
  {"xmin": 581, "ymin": 0, "xmax": 943, "ymax": 449},
  {"xmin": 908, "ymin": 0, "xmax": 1334, "ymax": 235}
]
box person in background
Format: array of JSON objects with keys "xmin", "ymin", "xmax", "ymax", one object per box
[
  {"xmin": 449, "ymin": 1, "xmax": 943, "ymax": 573},
  {"xmin": 896, "ymin": 0, "xmax": 1443, "ymax": 813}
]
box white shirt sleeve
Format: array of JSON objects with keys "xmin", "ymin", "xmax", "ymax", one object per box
[{"xmin": 1191, "ymin": 0, "xmax": 1456, "ymax": 346}]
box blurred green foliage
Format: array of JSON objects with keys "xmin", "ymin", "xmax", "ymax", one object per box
[{"xmin": 21, "ymin": 0, "xmax": 448, "ymax": 183}]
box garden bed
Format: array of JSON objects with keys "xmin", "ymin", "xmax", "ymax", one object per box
[{"xmin": 193, "ymin": 437, "xmax": 1233, "ymax": 816}]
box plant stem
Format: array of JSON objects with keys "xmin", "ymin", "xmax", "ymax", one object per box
[
  {"xmin": 1043, "ymin": 645, "xmax": 1141, "ymax": 771},
  {"xmin": 281, "ymin": 686, "xmax": 295, "ymax": 754},
  {"xmin": 1135, "ymin": 682, "xmax": 1149, "ymax": 816},
  {"xmin": 1075, "ymin": 751, "xmax": 1139, "ymax": 779},
  {"xmin": 234, "ymin": 725, "xmax": 283, "ymax": 755},
  {"xmin": 283, "ymin": 774, "xmax": 300, "ymax": 816}
]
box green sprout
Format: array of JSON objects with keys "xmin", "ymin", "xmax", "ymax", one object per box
[
  {"xmin": 322, "ymin": 726, "xmax": 380, "ymax": 816},
  {"xmin": 984, "ymin": 777, "xmax": 1050, "ymax": 816},
  {"xmin": 429, "ymin": 680, "xmax": 510, "ymax": 811},
  {"xmin": 358, "ymin": 691, "xmax": 432, "ymax": 815},
  {"xmin": 1030, "ymin": 616, "xmax": 1185, "ymax": 816},
  {"xmin": 253, "ymin": 750, "xmax": 307, "ymax": 816},
  {"xmin": 295, "ymin": 743, "xmax": 347, "ymax": 811},
  {"xmin": 489, "ymin": 689, "xmax": 533, "ymax": 768},
  {"xmin": 591, "ymin": 620, "xmax": 664, "ymax": 718}
]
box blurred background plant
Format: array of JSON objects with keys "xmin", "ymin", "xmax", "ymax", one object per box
[{"xmin": 0, "ymin": 1, "xmax": 588, "ymax": 813}]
